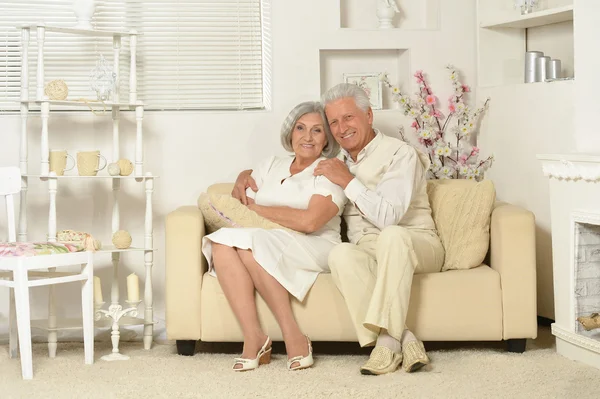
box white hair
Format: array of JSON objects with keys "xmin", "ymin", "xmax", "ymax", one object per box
[
  {"xmin": 280, "ymin": 101, "xmax": 340, "ymax": 158},
  {"xmin": 321, "ymin": 83, "xmax": 371, "ymax": 112}
]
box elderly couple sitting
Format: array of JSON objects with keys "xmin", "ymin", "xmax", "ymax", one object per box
[{"xmin": 200, "ymin": 83, "xmax": 445, "ymax": 375}]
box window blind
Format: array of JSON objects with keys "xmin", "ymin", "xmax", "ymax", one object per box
[{"xmin": 0, "ymin": 0, "xmax": 268, "ymax": 112}]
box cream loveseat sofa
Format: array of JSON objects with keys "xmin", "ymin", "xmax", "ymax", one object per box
[{"xmin": 165, "ymin": 181, "xmax": 537, "ymax": 356}]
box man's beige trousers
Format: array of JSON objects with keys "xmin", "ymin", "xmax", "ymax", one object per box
[{"xmin": 329, "ymin": 226, "xmax": 445, "ymax": 347}]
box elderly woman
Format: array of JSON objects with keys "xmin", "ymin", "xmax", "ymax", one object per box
[{"xmin": 201, "ymin": 101, "xmax": 346, "ymax": 372}]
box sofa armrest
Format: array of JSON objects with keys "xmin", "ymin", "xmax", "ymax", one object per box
[
  {"xmin": 490, "ymin": 201, "xmax": 537, "ymax": 340},
  {"xmin": 165, "ymin": 206, "xmax": 207, "ymax": 341}
]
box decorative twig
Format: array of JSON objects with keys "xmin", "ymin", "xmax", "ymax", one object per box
[{"xmin": 379, "ymin": 65, "xmax": 493, "ymax": 180}]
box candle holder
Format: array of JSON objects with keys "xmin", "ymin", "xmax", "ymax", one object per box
[
  {"xmin": 94, "ymin": 301, "xmax": 105, "ymax": 317},
  {"xmin": 95, "ymin": 299, "xmax": 142, "ymax": 361}
]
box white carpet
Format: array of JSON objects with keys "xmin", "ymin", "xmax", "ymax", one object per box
[{"xmin": 2, "ymin": 327, "xmax": 600, "ymax": 399}]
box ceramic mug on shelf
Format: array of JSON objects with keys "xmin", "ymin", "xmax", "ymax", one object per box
[
  {"xmin": 49, "ymin": 150, "xmax": 75, "ymax": 176},
  {"xmin": 77, "ymin": 150, "xmax": 107, "ymax": 176}
]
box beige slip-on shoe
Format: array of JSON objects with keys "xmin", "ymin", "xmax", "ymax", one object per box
[
  {"xmin": 402, "ymin": 340, "xmax": 430, "ymax": 372},
  {"xmin": 360, "ymin": 346, "xmax": 403, "ymax": 375}
]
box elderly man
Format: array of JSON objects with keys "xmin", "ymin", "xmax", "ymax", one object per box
[
  {"xmin": 232, "ymin": 84, "xmax": 444, "ymax": 375},
  {"xmin": 312, "ymin": 83, "xmax": 444, "ymax": 375}
]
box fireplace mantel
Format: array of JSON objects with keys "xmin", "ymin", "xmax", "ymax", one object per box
[
  {"xmin": 537, "ymin": 154, "xmax": 600, "ymax": 182},
  {"xmin": 538, "ymin": 152, "xmax": 600, "ymax": 370}
]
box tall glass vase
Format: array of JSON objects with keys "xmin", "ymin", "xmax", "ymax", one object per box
[
  {"xmin": 90, "ymin": 55, "xmax": 116, "ymax": 101},
  {"xmin": 515, "ymin": 0, "xmax": 538, "ymax": 15}
]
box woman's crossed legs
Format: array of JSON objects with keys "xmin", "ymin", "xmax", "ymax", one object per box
[{"xmin": 212, "ymin": 243, "xmax": 310, "ymax": 369}]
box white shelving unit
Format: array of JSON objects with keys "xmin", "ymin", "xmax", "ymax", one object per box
[
  {"xmin": 22, "ymin": 100, "xmax": 141, "ymax": 108},
  {"xmin": 476, "ymin": 0, "xmax": 574, "ymax": 87},
  {"xmin": 316, "ymin": 0, "xmax": 443, "ymax": 110},
  {"xmin": 17, "ymin": 24, "xmax": 156, "ymax": 361},
  {"xmin": 319, "ymin": 48, "xmax": 410, "ymax": 111},
  {"xmin": 480, "ymin": 4, "xmax": 573, "ymax": 29},
  {"xmin": 23, "ymin": 25, "xmax": 132, "ymax": 37},
  {"xmin": 337, "ymin": 0, "xmax": 440, "ymax": 30}
]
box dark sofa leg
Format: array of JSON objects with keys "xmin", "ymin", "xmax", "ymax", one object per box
[
  {"xmin": 506, "ymin": 339, "xmax": 526, "ymax": 353},
  {"xmin": 176, "ymin": 340, "xmax": 197, "ymax": 356}
]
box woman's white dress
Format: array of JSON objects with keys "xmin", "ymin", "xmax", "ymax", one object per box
[{"xmin": 201, "ymin": 155, "xmax": 347, "ymax": 301}]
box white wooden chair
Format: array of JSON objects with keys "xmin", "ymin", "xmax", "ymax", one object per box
[{"xmin": 0, "ymin": 166, "xmax": 94, "ymax": 379}]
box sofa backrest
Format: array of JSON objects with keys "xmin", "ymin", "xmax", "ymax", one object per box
[
  {"xmin": 203, "ymin": 179, "xmax": 496, "ymax": 271},
  {"xmin": 206, "ymin": 181, "xmax": 487, "ymax": 203}
]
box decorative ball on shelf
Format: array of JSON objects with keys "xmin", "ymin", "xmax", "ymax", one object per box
[
  {"xmin": 112, "ymin": 230, "xmax": 132, "ymax": 249},
  {"xmin": 117, "ymin": 159, "xmax": 134, "ymax": 176},
  {"xmin": 44, "ymin": 79, "xmax": 69, "ymax": 100},
  {"xmin": 107, "ymin": 162, "xmax": 121, "ymax": 176}
]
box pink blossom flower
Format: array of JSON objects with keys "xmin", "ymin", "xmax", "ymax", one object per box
[
  {"xmin": 384, "ymin": 66, "xmax": 492, "ymax": 180},
  {"xmin": 414, "ymin": 70, "xmax": 425, "ymax": 84}
]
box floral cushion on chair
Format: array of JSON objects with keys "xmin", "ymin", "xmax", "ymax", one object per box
[{"xmin": 0, "ymin": 242, "xmax": 83, "ymax": 257}]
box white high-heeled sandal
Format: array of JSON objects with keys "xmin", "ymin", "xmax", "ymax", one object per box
[
  {"xmin": 232, "ymin": 336, "xmax": 272, "ymax": 372},
  {"xmin": 287, "ymin": 335, "xmax": 314, "ymax": 371}
]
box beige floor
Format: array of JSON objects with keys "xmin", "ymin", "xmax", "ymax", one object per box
[{"xmin": 2, "ymin": 326, "xmax": 600, "ymax": 399}]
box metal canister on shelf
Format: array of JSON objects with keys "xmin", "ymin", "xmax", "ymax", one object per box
[
  {"xmin": 535, "ymin": 56, "xmax": 551, "ymax": 82},
  {"xmin": 548, "ymin": 59, "xmax": 562, "ymax": 79},
  {"xmin": 525, "ymin": 51, "xmax": 544, "ymax": 83}
]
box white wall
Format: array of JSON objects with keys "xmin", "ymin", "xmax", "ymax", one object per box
[
  {"xmin": 0, "ymin": 0, "xmax": 478, "ymax": 343},
  {"xmin": 478, "ymin": 81, "xmax": 575, "ymax": 320},
  {"xmin": 477, "ymin": 0, "xmax": 600, "ymax": 321},
  {"xmin": 573, "ymin": 0, "xmax": 600, "ymax": 152}
]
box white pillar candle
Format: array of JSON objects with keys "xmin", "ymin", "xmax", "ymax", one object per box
[
  {"xmin": 94, "ymin": 276, "xmax": 103, "ymax": 304},
  {"xmin": 127, "ymin": 272, "xmax": 140, "ymax": 302}
]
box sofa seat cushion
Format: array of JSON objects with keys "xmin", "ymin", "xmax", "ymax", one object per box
[
  {"xmin": 427, "ymin": 179, "xmax": 496, "ymax": 271},
  {"xmin": 199, "ymin": 265, "xmax": 502, "ymax": 342},
  {"xmin": 200, "ymin": 272, "xmax": 356, "ymax": 342},
  {"xmin": 406, "ymin": 265, "xmax": 503, "ymax": 341}
]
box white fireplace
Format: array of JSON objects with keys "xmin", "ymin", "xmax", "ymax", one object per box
[{"xmin": 538, "ymin": 154, "xmax": 600, "ymax": 369}]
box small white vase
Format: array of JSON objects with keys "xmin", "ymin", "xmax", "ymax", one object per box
[
  {"xmin": 377, "ymin": 5, "xmax": 397, "ymax": 29},
  {"xmin": 73, "ymin": 0, "xmax": 97, "ymax": 30}
]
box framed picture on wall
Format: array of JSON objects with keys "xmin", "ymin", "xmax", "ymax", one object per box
[{"xmin": 343, "ymin": 73, "xmax": 383, "ymax": 110}]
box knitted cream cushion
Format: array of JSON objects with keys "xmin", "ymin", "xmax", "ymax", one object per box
[
  {"xmin": 197, "ymin": 183, "xmax": 296, "ymax": 234},
  {"xmin": 426, "ymin": 179, "xmax": 496, "ymax": 271}
]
